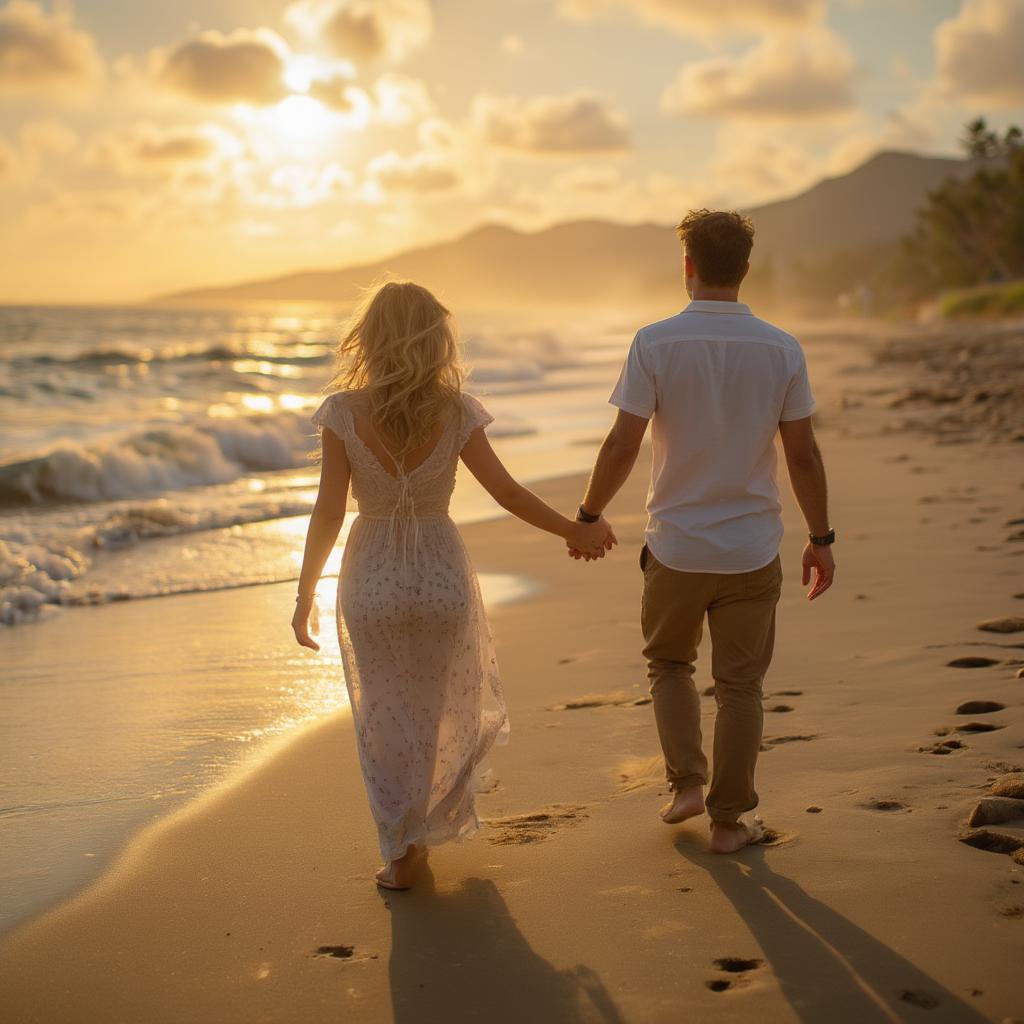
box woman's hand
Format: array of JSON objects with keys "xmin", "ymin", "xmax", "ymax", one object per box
[
  {"xmin": 567, "ymin": 518, "xmax": 617, "ymax": 561},
  {"xmin": 292, "ymin": 593, "xmax": 321, "ymax": 650}
]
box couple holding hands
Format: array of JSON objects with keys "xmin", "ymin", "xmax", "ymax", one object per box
[{"xmin": 293, "ymin": 209, "xmax": 834, "ymax": 890}]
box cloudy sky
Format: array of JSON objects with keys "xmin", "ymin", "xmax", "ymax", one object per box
[{"xmin": 1, "ymin": 0, "xmax": 1022, "ymax": 303}]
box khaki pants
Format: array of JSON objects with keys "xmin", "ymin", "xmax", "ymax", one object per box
[{"xmin": 640, "ymin": 544, "xmax": 783, "ymax": 823}]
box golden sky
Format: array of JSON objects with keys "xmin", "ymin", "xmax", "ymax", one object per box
[{"xmin": 0, "ymin": 0, "xmax": 1022, "ymax": 304}]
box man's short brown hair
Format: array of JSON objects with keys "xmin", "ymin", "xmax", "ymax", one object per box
[{"xmin": 676, "ymin": 209, "xmax": 754, "ymax": 287}]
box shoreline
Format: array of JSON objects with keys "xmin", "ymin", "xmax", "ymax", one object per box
[{"xmin": 1, "ymin": 402, "xmax": 1023, "ymax": 1019}]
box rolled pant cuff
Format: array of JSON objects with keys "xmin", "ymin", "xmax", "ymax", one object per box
[
  {"xmin": 706, "ymin": 801, "xmax": 759, "ymax": 824},
  {"xmin": 668, "ymin": 774, "xmax": 706, "ymax": 791}
]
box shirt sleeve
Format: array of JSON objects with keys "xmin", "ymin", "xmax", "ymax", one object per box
[
  {"xmin": 780, "ymin": 348, "xmax": 816, "ymax": 421},
  {"xmin": 609, "ymin": 331, "xmax": 656, "ymax": 419}
]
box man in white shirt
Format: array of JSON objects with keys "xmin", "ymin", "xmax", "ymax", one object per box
[{"xmin": 572, "ymin": 209, "xmax": 835, "ymax": 854}]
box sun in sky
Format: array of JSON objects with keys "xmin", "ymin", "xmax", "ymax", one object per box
[{"xmin": 0, "ymin": 0, "xmax": 1022, "ymax": 303}]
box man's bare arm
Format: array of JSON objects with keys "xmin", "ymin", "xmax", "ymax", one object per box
[
  {"xmin": 778, "ymin": 416, "xmax": 835, "ymax": 600},
  {"xmin": 580, "ymin": 409, "xmax": 649, "ymax": 516}
]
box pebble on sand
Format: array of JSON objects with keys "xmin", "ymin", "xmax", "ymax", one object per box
[
  {"xmin": 967, "ymin": 797, "xmax": 1024, "ymax": 827},
  {"xmin": 991, "ymin": 775, "xmax": 1024, "ymax": 800}
]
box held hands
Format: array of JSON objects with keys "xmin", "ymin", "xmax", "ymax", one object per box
[
  {"xmin": 292, "ymin": 592, "xmax": 321, "ymax": 650},
  {"xmin": 801, "ymin": 542, "xmax": 835, "ymax": 600},
  {"xmin": 567, "ymin": 516, "xmax": 617, "ymax": 561}
]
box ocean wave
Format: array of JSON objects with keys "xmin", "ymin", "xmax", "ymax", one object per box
[
  {"xmin": 0, "ymin": 494, "xmax": 314, "ymax": 626},
  {"xmin": 0, "ymin": 410, "xmax": 315, "ymax": 505},
  {"xmin": 0, "ymin": 537, "xmax": 90, "ymax": 627},
  {"xmin": 13, "ymin": 343, "xmax": 332, "ymax": 368}
]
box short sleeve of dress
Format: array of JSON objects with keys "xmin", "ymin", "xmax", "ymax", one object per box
[
  {"xmin": 311, "ymin": 392, "xmax": 350, "ymax": 440},
  {"xmin": 459, "ymin": 392, "xmax": 494, "ymax": 448}
]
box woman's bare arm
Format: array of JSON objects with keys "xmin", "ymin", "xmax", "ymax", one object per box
[
  {"xmin": 460, "ymin": 427, "xmax": 613, "ymax": 557},
  {"xmin": 293, "ymin": 426, "xmax": 350, "ymax": 649}
]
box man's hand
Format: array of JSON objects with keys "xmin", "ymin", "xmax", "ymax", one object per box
[
  {"xmin": 801, "ymin": 542, "xmax": 835, "ymax": 600},
  {"xmin": 292, "ymin": 593, "xmax": 321, "ymax": 650},
  {"xmin": 567, "ymin": 517, "xmax": 617, "ymax": 561}
]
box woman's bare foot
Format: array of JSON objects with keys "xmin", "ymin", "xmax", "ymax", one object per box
[
  {"xmin": 375, "ymin": 843, "xmax": 426, "ymax": 890},
  {"xmin": 660, "ymin": 785, "xmax": 706, "ymax": 824},
  {"xmin": 709, "ymin": 817, "xmax": 764, "ymax": 854}
]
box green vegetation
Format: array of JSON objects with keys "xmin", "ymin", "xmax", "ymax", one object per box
[
  {"xmin": 937, "ymin": 280, "xmax": 1024, "ymax": 318},
  {"xmin": 900, "ymin": 118, "xmax": 1024, "ymax": 308}
]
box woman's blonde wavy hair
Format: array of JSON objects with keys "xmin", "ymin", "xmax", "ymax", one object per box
[{"xmin": 323, "ymin": 279, "xmax": 464, "ymax": 461}]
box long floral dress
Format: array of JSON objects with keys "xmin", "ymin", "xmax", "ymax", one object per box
[{"xmin": 311, "ymin": 390, "xmax": 509, "ymax": 861}]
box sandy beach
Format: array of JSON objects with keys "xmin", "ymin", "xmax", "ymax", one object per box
[{"xmin": 1, "ymin": 325, "xmax": 1023, "ymax": 1023}]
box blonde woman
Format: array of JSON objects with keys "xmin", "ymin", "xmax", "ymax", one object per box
[{"xmin": 292, "ymin": 281, "xmax": 615, "ymax": 890}]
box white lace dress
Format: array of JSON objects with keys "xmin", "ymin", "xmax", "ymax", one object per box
[{"xmin": 311, "ymin": 390, "xmax": 509, "ymax": 861}]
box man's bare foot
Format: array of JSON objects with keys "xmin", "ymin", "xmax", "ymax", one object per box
[
  {"xmin": 375, "ymin": 843, "xmax": 426, "ymax": 890},
  {"xmin": 709, "ymin": 817, "xmax": 764, "ymax": 854},
  {"xmin": 660, "ymin": 785, "xmax": 706, "ymax": 824}
]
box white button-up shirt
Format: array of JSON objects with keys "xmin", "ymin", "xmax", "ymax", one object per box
[{"xmin": 610, "ymin": 300, "xmax": 816, "ymax": 574}]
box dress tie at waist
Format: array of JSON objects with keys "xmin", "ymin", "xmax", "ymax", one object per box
[{"xmin": 381, "ymin": 471, "xmax": 421, "ymax": 571}]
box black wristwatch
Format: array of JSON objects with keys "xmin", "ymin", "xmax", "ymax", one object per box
[
  {"xmin": 576, "ymin": 505, "xmax": 601, "ymax": 523},
  {"xmin": 809, "ymin": 528, "xmax": 836, "ymax": 546}
]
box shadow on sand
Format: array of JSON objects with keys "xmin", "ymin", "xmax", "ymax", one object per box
[
  {"xmin": 674, "ymin": 837, "xmax": 990, "ymax": 1023},
  {"xmin": 386, "ymin": 866, "xmax": 625, "ymax": 1024}
]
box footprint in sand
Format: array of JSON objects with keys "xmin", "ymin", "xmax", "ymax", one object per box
[
  {"xmin": 765, "ymin": 704, "xmax": 794, "ymax": 713},
  {"xmin": 763, "ymin": 734, "xmax": 818, "ymax": 747},
  {"xmin": 862, "ymin": 798, "xmax": 909, "ymax": 811},
  {"xmin": 313, "ymin": 945, "xmax": 354, "ymax": 959},
  {"xmin": 947, "ymin": 656, "xmax": 1000, "ymax": 668},
  {"xmin": 977, "ymin": 617, "xmax": 1024, "ymax": 634},
  {"xmin": 550, "ymin": 693, "xmax": 651, "ymax": 711},
  {"xmin": 773, "ymin": 690, "xmax": 803, "ymax": 696},
  {"xmin": 705, "ymin": 957, "xmax": 764, "ymax": 992},
  {"xmin": 919, "ymin": 738, "xmax": 966, "ymax": 755},
  {"xmin": 955, "ymin": 700, "xmax": 1005, "ymax": 714},
  {"xmin": 756, "ymin": 826, "xmax": 797, "ymax": 847},
  {"xmin": 713, "ymin": 957, "xmax": 763, "ymax": 973},
  {"xmin": 956, "ymin": 721, "xmax": 1005, "ymax": 733},
  {"xmin": 483, "ymin": 805, "xmax": 586, "ymax": 845}
]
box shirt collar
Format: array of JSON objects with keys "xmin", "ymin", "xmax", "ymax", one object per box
[{"xmin": 682, "ymin": 300, "xmax": 752, "ymax": 315}]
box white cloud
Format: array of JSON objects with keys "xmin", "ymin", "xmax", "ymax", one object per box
[
  {"xmin": 285, "ymin": 0, "xmax": 432, "ymax": 63},
  {"xmin": 370, "ymin": 72, "xmax": 433, "ymax": 124},
  {"xmin": 154, "ymin": 28, "xmax": 289, "ymax": 106},
  {"xmin": 0, "ymin": 0, "xmax": 102, "ymax": 99},
  {"xmin": 934, "ymin": 0, "xmax": 1024, "ymax": 107},
  {"xmin": 475, "ymin": 91, "xmax": 631, "ymax": 156},
  {"xmin": 87, "ymin": 123, "xmax": 236, "ymax": 176},
  {"xmin": 661, "ymin": 28, "xmax": 857, "ymax": 120},
  {"xmin": 305, "ymin": 72, "xmax": 365, "ymax": 112},
  {"xmin": 559, "ymin": 0, "xmax": 821, "ymax": 38},
  {"xmin": 368, "ymin": 149, "xmax": 458, "ymax": 192}
]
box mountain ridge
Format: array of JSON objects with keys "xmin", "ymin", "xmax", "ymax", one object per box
[{"xmin": 154, "ymin": 150, "xmax": 972, "ymax": 309}]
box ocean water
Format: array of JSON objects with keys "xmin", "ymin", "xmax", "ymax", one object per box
[
  {"xmin": 0, "ymin": 302, "xmax": 632, "ymax": 931},
  {"xmin": 0, "ymin": 303, "xmax": 631, "ymax": 624}
]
